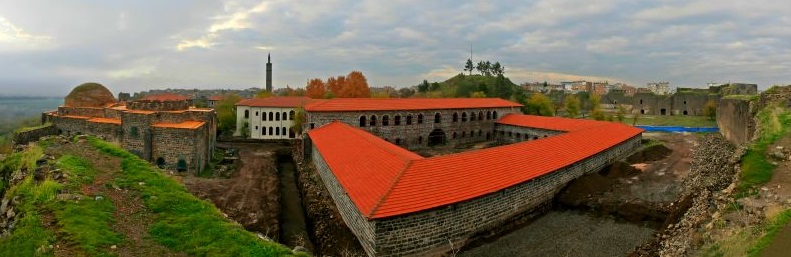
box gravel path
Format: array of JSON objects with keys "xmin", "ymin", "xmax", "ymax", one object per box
[{"xmin": 460, "ymin": 211, "xmax": 655, "ymax": 257}]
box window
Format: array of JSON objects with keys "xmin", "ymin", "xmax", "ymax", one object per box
[
  {"xmin": 370, "ymin": 115, "xmax": 377, "ymax": 126},
  {"xmin": 394, "ymin": 115, "xmax": 401, "ymax": 125},
  {"xmin": 470, "ymin": 112, "xmax": 476, "ymax": 121},
  {"xmin": 471, "ymin": 130, "xmax": 474, "ymax": 137},
  {"xmin": 516, "ymin": 132, "xmax": 521, "ymax": 139},
  {"xmin": 263, "ymin": 126, "xmax": 267, "ymax": 135},
  {"xmin": 493, "ymin": 111, "xmax": 498, "ymax": 119},
  {"xmin": 478, "ymin": 111, "xmax": 483, "ymax": 121},
  {"xmin": 269, "ymin": 112, "xmax": 273, "ymax": 120},
  {"xmin": 282, "ymin": 112, "xmax": 287, "ymax": 120},
  {"xmin": 130, "ymin": 127, "xmax": 139, "ymax": 138},
  {"xmin": 452, "ymin": 132, "xmax": 457, "ymax": 139},
  {"xmin": 418, "ymin": 114, "xmax": 424, "ymax": 124},
  {"xmin": 406, "ymin": 115, "xmax": 413, "ymax": 125},
  {"xmin": 418, "ymin": 136, "xmax": 423, "ymax": 144},
  {"xmin": 289, "ymin": 110, "xmax": 295, "ymax": 120},
  {"xmin": 262, "ymin": 113, "xmax": 266, "ymax": 121},
  {"xmin": 452, "ymin": 112, "xmax": 458, "ymax": 122},
  {"xmin": 462, "ymin": 131, "xmax": 466, "ymax": 138},
  {"xmin": 244, "ymin": 110, "xmax": 250, "ymax": 119},
  {"xmin": 269, "ymin": 127, "xmax": 273, "ymax": 135},
  {"xmin": 310, "ymin": 123, "xmax": 315, "ymax": 129},
  {"xmin": 461, "ymin": 112, "xmax": 467, "ymax": 122},
  {"xmin": 255, "ymin": 111, "xmax": 259, "ymax": 117},
  {"xmin": 359, "ymin": 116, "xmax": 367, "ymax": 127},
  {"xmin": 640, "ymin": 99, "xmax": 643, "ymax": 104},
  {"xmin": 434, "ymin": 113, "xmax": 441, "ymax": 123},
  {"xmin": 282, "ymin": 127, "xmax": 286, "ymax": 135},
  {"xmin": 276, "ymin": 112, "xmax": 280, "ymax": 121},
  {"xmin": 486, "ymin": 111, "xmax": 491, "ymax": 120},
  {"xmin": 382, "ymin": 115, "xmax": 390, "ymax": 126},
  {"xmin": 478, "ymin": 130, "xmax": 482, "ymax": 136},
  {"xmin": 395, "ymin": 138, "xmax": 401, "ymax": 145},
  {"xmin": 255, "ymin": 126, "xmax": 258, "ymax": 130}
]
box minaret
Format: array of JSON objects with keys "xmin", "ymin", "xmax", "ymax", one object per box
[{"xmin": 266, "ymin": 53, "xmax": 273, "ymax": 92}]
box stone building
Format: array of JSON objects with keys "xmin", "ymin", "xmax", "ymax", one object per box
[
  {"xmin": 48, "ymin": 83, "xmax": 216, "ymax": 173},
  {"xmin": 234, "ymin": 96, "xmax": 325, "ymax": 139},
  {"xmin": 304, "ymin": 98, "xmax": 522, "ymax": 149},
  {"xmin": 307, "ymin": 114, "xmax": 643, "ymax": 256},
  {"xmin": 602, "ymin": 83, "xmax": 757, "ymax": 116}
]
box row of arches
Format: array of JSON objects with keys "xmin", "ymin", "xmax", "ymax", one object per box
[
  {"xmin": 358, "ymin": 110, "xmax": 499, "ymax": 128},
  {"xmin": 243, "ymin": 110, "xmax": 295, "ymax": 121}
]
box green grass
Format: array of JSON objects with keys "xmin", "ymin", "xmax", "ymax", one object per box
[
  {"xmin": 14, "ymin": 122, "xmax": 53, "ymax": 134},
  {"xmin": 0, "ymin": 212, "xmax": 54, "ymax": 257},
  {"xmin": 738, "ymin": 105, "xmax": 791, "ymax": 194},
  {"xmin": 56, "ymin": 155, "xmax": 98, "ymax": 186},
  {"xmin": 623, "ymin": 114, "xmax": 717, "ymax": 127},
  {"xmin": 723, "ymin": 94, "xmax": 760, "ymax": 101},
  {"xmin": 53, "ymin": 193, "xmax": 122, "ymax": 256},
  {"xmin": 748, "ymin": 208, "xmax": 791, "ymax": 256},
  {"xmin": 88, "ymin": 137, "xmax": 297, "ymax": 256}
]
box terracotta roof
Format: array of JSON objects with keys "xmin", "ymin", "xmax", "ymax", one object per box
[
  {"xmin": 496, "ymin": 114, "xmax": 610, "ymax": 132},
  {"xmin": 140, "ymin": 93, "xmax": 189, "ymax": 102},
  {"xmin": 304, "ymin": 98, "xmax": 522, "ymax": 112},
  {"xmin": 308, "ymin": 115, "xmax": 643, "ymax": 219},
  {"xmin": 88, "ymin": 118, "xmax": 121, "ymax": 125},
  {"xmin": 151, "ymin": 121, "xmax": 205, "ymax": 130},
  {"xmin": 59, "ymin": 115, "xmax": 91, "ymax": 120},
  {"xmin": 236, "ymin": 96, "xmax": 324, "ymax": 108},
  {"xmin": 125, "ymin": 110, "xmax": 155, "ymax": 115}
]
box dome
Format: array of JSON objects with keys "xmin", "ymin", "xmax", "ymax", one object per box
[{"xmin": 64, "ymin": 82, "xmax": 117, "ymax": 108}]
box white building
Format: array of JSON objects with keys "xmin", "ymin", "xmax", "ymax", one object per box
[{"xmin": 235, "ymin": 96, "xmax": 324, "ymax": 139}]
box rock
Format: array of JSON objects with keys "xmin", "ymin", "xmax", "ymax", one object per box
[
  {"xmin": 0, "ymin": 199, "xmax": 7, "ymax": 214},
  {"xmin": 110, "ymin": 245, "xmax": 117, "ymax": 250},
  {"xmin": 292, "ymin": 246, "xmax": 309, "ymax": 254},
  {"xmin": 33, "ymin": 167, "xmax": 47, "ymax": 181},
  {"xmin": 95, "ymin": 196, "xmax": 104, "ymax": 201},
  {"xmin": 6, "ymin": 208, "xmax": 15, "ymax": 219},
  {"xmin": 138, "ymin": 182, "xmax": 146, "ymax": 186},
  {"xmin": 771, "ymin": 150, "xmax": 785, "ymax": 160}
]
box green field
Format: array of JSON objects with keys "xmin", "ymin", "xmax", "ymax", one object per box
[{"xmin": 626, "ymin": 114, "xmax": 717, "ymax": 127}]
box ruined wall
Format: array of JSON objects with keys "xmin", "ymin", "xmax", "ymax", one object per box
[
  {"xmin": 306, "ymin": 107, "xmax": 519, "ymax": 150},
  {"xmin": 717, "ymin": 98, "xmax": 756, "ymax": 145},
  {"xmin": 151, "ymin": 126, "xmax": 205, "ymax": 173},
  {"xmin": 314, "ymin": 132, "xmax": 642, "ymax": 256},
  {"xmin": 121, "ymin": 112, "xmax": 153, "ymax": 160},
  {"xmin": 58, "ymin": 106, "xmax": 105, "ymax": 118},
  {"xmin": 11, "ymin": 125, "xmax": 59, "ymax": 145},
  {"xmin": 128, "ymin": 101, "xmax": 190, "ymax": 111},
  {"xmin": 760, "ymin": 85, "xmax": 791, "ymax": 108}
]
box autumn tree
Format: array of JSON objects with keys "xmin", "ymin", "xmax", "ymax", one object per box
[
  {"xmin": 338, "ymin": 71, "xmax": 371, "ymax": 98},
  {"xmin": 526, "ymin": 93, "xmax": 555, "ymax": 116},
  {"xmin": 216, "ymin": 94, "xmax": 241, "ymax": 136},
  {"xmin": 564, "ymin": 95, "xmax": 581, "ymax": 118},
  {"xmin": 306, "ymin": 78, "xmax": 326, "ymax": 98},
  {"xmin": 326, "ymin": 76, "xmax": 344, "ymax": 96},
  {"xmin": 704, "ymin": 99, "xmax": 717, "ymax": 120}
]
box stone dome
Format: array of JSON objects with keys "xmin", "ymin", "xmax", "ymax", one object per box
[{"xmin": 64, "ymin": 82, "xmax": 117, "ymax": 107}]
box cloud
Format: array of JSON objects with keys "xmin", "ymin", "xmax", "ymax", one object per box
[
  {"xmin": 0, "ymin": 16, "xmax": 53, "ymax": 51},
  {"xmin": 176, "ymin": 1, "xmax": 269, "ymax": 51},
  {"xmin": 586, "ymin": 36, "xmax": 630, "ymax": 54}
]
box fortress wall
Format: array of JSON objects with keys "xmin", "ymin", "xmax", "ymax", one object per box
[
  {"xmin": 717, "ymin": 98, "xmax": 756, "ymax": 146},
  {"xmin": 11, "ymin": 125, "xmax": 59, "ymax": 145}
]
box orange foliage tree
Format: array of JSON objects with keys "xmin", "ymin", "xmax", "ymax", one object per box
[
  {"xmin": 338, "ymin": 71, "xmax": 371, "ymax": 98},
  {"xmin": 326, "ymin": 76, "xmax": 344, "ymax": 97},
  {"xmin": 306, "ymin": 78, "xmax": 326, "ymax": 98}
]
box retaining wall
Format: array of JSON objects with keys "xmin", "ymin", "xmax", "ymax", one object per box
[
  {"xmin": 717, "ymin": 98, "xmax": 756, "ymax": 145},
  {"xmin": 11, "ymin": 125, "xmax": 59, "ymax": 145}
]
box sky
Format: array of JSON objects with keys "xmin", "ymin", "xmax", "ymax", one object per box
[{"xmin": 1, "ymin": 0, "xmax": 790, "ymax": 97}]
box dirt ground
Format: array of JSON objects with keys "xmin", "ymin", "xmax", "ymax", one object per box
[
  {"xmin": 461, "ymin": 132, "xmax": 699, "ymax": 256},
  {"xmin": 181, "ymin": 143, "xmax": 282, "ymax": 239}
]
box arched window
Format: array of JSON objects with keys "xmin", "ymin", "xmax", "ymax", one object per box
[
  {"xmin": 478, "ymin": 111, "xmax": 483, "ymax": 121},
  {"xmin": 255, "ymin": 111, "xmax": 259, "ymax": 117},
  {"xmin": 462, "ymin": 131, "xmax": 466, "ymax": 138},
  {"xmin": 478, "ymin": 130, "xmax": 482, "ymax": 136},
  {"xmin": 289, "ymin": 110, "xmax": 295, "ymax": 120},
  {"xmin": 244, "ymin": 110, "xmax": 250, "ymax": 119},
  {"xmin": 262, "ymin": 113, "xmax": 266, "ymax": 121},
  {"xmin": 470, "ymin": 112, "xmax": 476, "ymax": 121},
  {"xmin": 263, "ymin": 126, "xmax": 267, "ymax": 135},
  {"xmin": 461, "ymin": 112, "xmax": 468, "ymax": 122},
  {"xmin": 516, "ymin": 132, "xmax": 521, "ymax": 139},
  {"xmin": 282, "ymin": 112, "xmax": 287, "ymax": 120},
  {"xmin": 395, "ymin": 138, "xmax": 402, "ymax": 145},
  {"xmin": 452, "ymin": 112, "xmax": 459, "ymax": 122},
  {"xmin": 406, "ymin": 115, "xmax": 413, "ymax": 125},
  {"xmin": 639, "ymin": 99, "xmax": 643, "ymax": 104},
  {"xmin": 394, "ymin": 115, "xmax": 401, "ymax": 125},
  {"xmin": 359, "ymin": 116, "xmax": 367, "ymax": 127},
  {"xmin": 418, "ymin": 114, "xmax": 424, "ymax": 124},
  {"xmin": 452, "ymin": 132, "xmax": 457, "ymax": 139},
  {"xmin": 282, "ymin": 127, "xmax": 286, "ymax": 135},
  {"xmin": 276, "ymin": 112, "xmax": 280, "ymax": 121},
  {"xmin": 370, "ymin": 115, "xmax": 377, "ymax": 126},
  {"xmin": 156, "ymin": 157, "xmax": 166, "ymax": 168},
  {"xmin": 382, "ymin": 115, "xmax": 390, "ymax": 126},
  {"xmin": 268, "ymin": 112, "xmax": 273, "ymax": 120},
  {"xmin": 486, "ymin": 111, "xmax": 492, "ymax": 120},
  {"xmin": 493, "ymin": 111, "xmax": 498, "ymax": 119},
  {"xmin": 434, "ymin": 113, "xmax": 441, "ymax": 123},
  {"xmin": 269, "ymin": 127, "xmax": 273, "ymax": 135},
  {"xmin": 276, "ymin": 127, "xmax": 280, "ymax": 135}
]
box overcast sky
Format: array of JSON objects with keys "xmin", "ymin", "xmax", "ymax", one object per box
[{"xmin": 1, "ymin": 0, "xmax": 790, "ymax": 97}]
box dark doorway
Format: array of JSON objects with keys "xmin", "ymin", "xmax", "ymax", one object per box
[
  {"xmin": 177, "ymin": 159, "xmax": 187, "ymax": 172},
  {"xmin": 428, "ymin": 129, "xmax": 446, "ymax": 146},
  {"xmin": 640, "ymin": 109, "xmax": 645, "ymax": 114},
  {"xmin": 660, "ymin": 108, "xmax": 667, "ymax": 115},
  {"xmin": 683, "ymin": 110, "xmax": 688, "ymax": 115},
  {"xmin": 156, "ymin": 157, "xmax": 165, "ymax": 168}
]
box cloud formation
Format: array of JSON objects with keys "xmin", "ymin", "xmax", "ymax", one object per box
[{"xmin": 1, "ymin": 0, "xmax": 790, "ymax": 97}]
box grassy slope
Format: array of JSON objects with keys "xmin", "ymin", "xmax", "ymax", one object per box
[
  {"xmin": 0, "ymin": 138, "xmax": 297, "ymax": 257},
  {"xmin": 739, "ymin": 105, "xmax": 791, "ymax": 193},
  {"xmin": 431, "ymin": 74, "xmax": 519, "ymax": 98}
]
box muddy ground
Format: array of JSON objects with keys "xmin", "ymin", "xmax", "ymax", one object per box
[{"xmin": 460, "ymin": 132, "xmax": 699, "ymax": 256}]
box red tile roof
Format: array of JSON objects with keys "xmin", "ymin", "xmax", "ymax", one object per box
[
  {"xmin": 88, "ymin": 118, "xmax": 121, "ymax": 125},
  {"xmin": 497, "ymin": 114, "xmax": 610, "ymax": 132},
  {"xmin": 308, "ymin": 114, "xmax": 643, "ymax": 219},
  {"xmin": 304, "ymin": 98, "xmax": 522, "ymax": 112},
  {"xmin": 151, "ymin": 121, "xmax": 205, "ymax": 130},
  {"xmin": 140, "ymin": 93, "xmax": 189, "ymax": 102},
  {"xmin": 236, "ymin": 96, "xmax": 324, "ymax": 108}
]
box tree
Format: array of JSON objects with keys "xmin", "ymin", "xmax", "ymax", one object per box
[
  {"xmin": 589, "ymin": 94, "xmax": 605, "ymax": 120},
  {"xmin": 338, "ymin": 71, "xmax": 371, "ymax": 98},
  {"xmin": 306, "ymin": 78, "xmax": 326, "ymax": 98},
  {"xmin": 256, "ymin": 90, "xmax": 274, "ymax": 98},
  {"xmin": 493, "ymin": 74, "xmax": 513, "ymax": 99},
  {"xmin": 492, "ymin": 62, "xmax": 503, "ymax": 76},
  {"xmin": 291, "ymin": 107, "xmax": 305, "ymax": 135},
  {"xmin": 417, "ymin": 80, "xmax": 430, "ymax": 93},
  {"xmin": 429, "ymin": 82, "xmax": 441, "ymax": 91},
  {"xmin": 564, "ymin": 95, "xmax": 581, "ymax": 118},
  {"xmin": 526, "ymin": 93, "xmax": 555, "ymax": 116},
  {"xmin": 216, "ymin": 94, "xmax": 241, "ymax": 136},
  {"xmin": 470, "ymin": 91, "xmax": 487, "ymax": 98},
  {"xmin": 464, "ymin": 59, "xmax": 474, "ymax": 75},
  {"xmin": 704, "ymin": 99, "xmax": 717, "ymax": 120},
  {"xmin": 616, "ymin": 105, "xmax": 627, "ymax": 122},
  {"xmin": 326, "ymin": 76, "xmax": 344, "ymax": 96},
  {"xmin": 398, "ymin": 87, "xmax": 415, "ymax": 98}
]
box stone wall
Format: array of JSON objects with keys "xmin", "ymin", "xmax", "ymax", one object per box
[
  {"xmin": 11, "ymin": 125, "xmax": 59, "ymax": 145},
  {"xmin": 717, "ymin": 98, "xmax": 756, "ymax": 145},
  {"xmin": 151, "ymin": 126, "xmax": 207, "ymax": 173},
  {"xmin": 58, "ymin": 106, "xmax": 105, "ymax": 117},
  {"xmin": 760, "ymin": 85, "xmax": 791, "ymax": 108},
  {"xmin": 313, "ymin": 132, "xmax": 642, "ymax": 256},
  {"xmin": 306, "ymin": 107, "xmax": 519, "ymax": 150},
  {"xmin": 495, "ymin": 124, "xmax": 563, "ymax": 144},
  {"xmin": 128, "ymin": 100, "xmax": 190, "ymax": 111}
]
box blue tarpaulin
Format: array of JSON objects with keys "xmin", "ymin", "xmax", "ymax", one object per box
[{"xmin": 636, "ymin": 125, "xmax": 719, "ymax": 133}]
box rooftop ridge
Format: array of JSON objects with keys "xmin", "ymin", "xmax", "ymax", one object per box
[{"xmin": 367, "ymin": 161, "xmax": 415, "ymax": 218}]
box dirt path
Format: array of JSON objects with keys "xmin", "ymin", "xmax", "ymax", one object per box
[
  {"xmin": 182, "ymin": 143, "xmax": 281, "ymax": 239},
  {"xmin": 759, "ymin": 133, "xmax": 791, "ymax": 256}
]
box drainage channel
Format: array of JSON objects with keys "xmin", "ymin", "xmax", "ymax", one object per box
[{"xmin": 277, "ymin": 153, "xmax": 315, "ymax": 252}]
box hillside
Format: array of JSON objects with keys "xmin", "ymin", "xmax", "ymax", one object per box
[
  {"xmin": 427, "ymin": 74, "xmax": 520, "ymax": 98},
  {"xmin": 0, "ymin": 136, "xmax": 301, "ymax": 257}
]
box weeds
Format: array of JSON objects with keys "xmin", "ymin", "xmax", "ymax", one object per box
[
  {"xmin": 738, "ymin": 105, "xmax": 791, "ymax": 194},
  {"xmin": 747, "ymin": 208, "xmax": 791, "ymax": 256}
]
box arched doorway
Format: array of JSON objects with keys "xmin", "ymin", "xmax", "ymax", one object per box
[
  {"xmin": 683, "ymin": 110, "xmax": 688, "ymax": 115},
  {"xmin": 428, "ymin": 129, "xmax": 446, "ymax": 146},
  {"xmin": 177, "ymin": 159, "xmax": 187, "ymax": 172},
  {"xmin": 660, "ymin": 108, "xmax": 667, "ymax": 115},
  {"xmin": 156, "ymin": 157, "xmax": 165, "ymax": 168}
]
